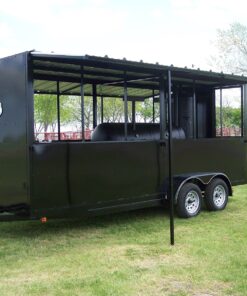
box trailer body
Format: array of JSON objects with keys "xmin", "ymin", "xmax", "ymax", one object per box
[{"xmin": 0, "ymin": 52, "xmax": 246, "ymax": 220}]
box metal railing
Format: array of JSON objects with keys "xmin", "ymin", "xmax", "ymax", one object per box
[
  {"xmin": 216, "ymin": 127, "xmax": 241, "ymax": 137},
  {"xmin": 35, "ymin": 129, "xmax": 92, "ymax": 141}
]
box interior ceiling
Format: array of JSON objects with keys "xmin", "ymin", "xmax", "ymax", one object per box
[{"xmin": 31, "ymin": 53, "xmax": 247, "ymax": 99}]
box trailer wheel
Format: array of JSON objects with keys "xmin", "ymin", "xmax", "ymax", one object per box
[
  {"xmin": 177, "ymin": 183, "xmax": 202, "ymax": 218},
  {"xmin": 204, "ymin": 178, "xmax": 228, "ymax": 211}
]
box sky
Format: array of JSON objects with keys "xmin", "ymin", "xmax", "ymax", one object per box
[{"xmin": 1, "ymin": 0, "xmax": 247, "ymax": 71}]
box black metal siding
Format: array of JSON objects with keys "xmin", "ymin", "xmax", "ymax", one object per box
[
  {"xmin": 0, "ymin": 53, "xmax": 30, "ymax": 207},
  {"xmin": 31, "ymin": 141, "xmax": 161, "ymax": 217}
]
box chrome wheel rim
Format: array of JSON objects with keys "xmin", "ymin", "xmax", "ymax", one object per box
[
  {"xmin": 185, "ymin": 190, "xmax": 200, "ymax": 214},
  {"xmin": 213, "ymin": 185, "xmax": 226, "ymax": 207}
]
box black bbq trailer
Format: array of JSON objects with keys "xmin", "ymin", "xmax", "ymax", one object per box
[{"xmin": 1, "ymin": 51, "xmax": 247, "ymax": 244}]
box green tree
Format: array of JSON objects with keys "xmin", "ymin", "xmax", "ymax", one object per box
[
  {"xmin": 212, "ymin": 23, "xmax": 247, "ymax": 74},
  {"xmin": 34, "ymin": 94, "xmax": 57, "ymax": 133},
  {"xmin": 34, "ymin": 94, "xmax": 160, "ymax": 134},
  {"xmin": 102, "ymin": 97, "xmax": 124, "ymax": 123},
  {"xmin": 216, "ymin": 106, "xmax": 241, "ymax": 128},
  {"xmin": 136, "ymin": 98, "xmax": 159, "ymax": 123}
]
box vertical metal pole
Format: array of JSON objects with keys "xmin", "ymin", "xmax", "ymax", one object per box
[
  {"xmin": 56, "ymin": 81, "xmax": 61, "ymax": 141},
  {"xmin": 101, "ymin": 95, "xmax": 104, "ymax": 124},
  {"xmin": 153, "ymin": 89, "xmax": 155, "ymax": 123},
  {"xmin": 241, "ymin": 85, "xmax": 244, "ymax": 137},
  {"xmin": 132, "ymin": 99, "xmax": 136, "ymax": 123},
  {"xmin": 124, "ymin": 72, "xmax": 128, "ymax": 140},
  {"xmin": 175, "ymin": 87, "xmax": 179, "ymax": 127},
  {"xmin": 167, "ymin": 70, "xmax": 174, "ymax": 246},
  {"xmin": 81, "ymin": 67, "xmax": 85, "ymax": 141},
  {"xmin": 243, "ymin": 84, "xmax": 247, "ymax": 139},
  {"xmin": 193, "ymin": 81, "xmax": 197, "ymax": 138},
  {"xmin": 159, "ymin": 76, "xmax": 166, "ymax": 139},
  {"xmin": 220, "ymin": 88, "xmax": 223, "ymax": 136},
  {"xmin": 93, "ymin": 84, "xmax": 97, "ymax": 128}
]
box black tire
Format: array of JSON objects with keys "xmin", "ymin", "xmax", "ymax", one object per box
[
  {"xmin": 176, "ymin": 183, "xmax": 202, "ymax": 218},
  {"xmin": 204, "ymin": 178, "xmax": 228, "ymax": 211}
]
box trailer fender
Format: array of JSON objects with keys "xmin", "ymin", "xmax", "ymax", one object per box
[{"xmin": 173, "ymin": 173, "xmax": 232, "ymax": 204}]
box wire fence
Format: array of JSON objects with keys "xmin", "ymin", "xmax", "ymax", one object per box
[{"xmin": 35, "ymin": 127, "xmax": 242, "ymax": 141}]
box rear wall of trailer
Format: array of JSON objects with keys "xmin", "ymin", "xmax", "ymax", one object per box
[{"xmin": 0, "ymin": 52, "xmax": 31, "ymax": 209}]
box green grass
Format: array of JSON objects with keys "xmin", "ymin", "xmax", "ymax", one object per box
[{"xmin": 0, "ymin": 185, "xmax": 247, "ymax": 296}]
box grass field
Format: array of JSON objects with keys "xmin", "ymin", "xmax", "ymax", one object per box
[{"xmin": 0, "ymin": 185, "xmax": 247, "ymax": 296}]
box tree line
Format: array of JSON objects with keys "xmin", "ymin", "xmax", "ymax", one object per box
[{"xmin": 34, "ymin": 94, "xmax": 160, "ymax": 133}]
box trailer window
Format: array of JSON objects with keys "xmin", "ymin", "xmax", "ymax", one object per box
[
  {"xmin": 215, "ymin": 87, "xmax": 242, "ymax": 137},
  {"xmin": 59, "ymin": 95, "xmax": 83, "ymax": 140},
  {"xmin": 34, "ymin": 94, "xmax": 58, "ymax": 142}
]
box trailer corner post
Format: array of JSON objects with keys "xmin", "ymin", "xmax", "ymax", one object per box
[
  {"xmin": 167, "ymin": 69, "xmax": 175, "ymax": 246},
  {"xmin": 124, "ymin": 71, "xmax": 128, "ymax": 140},
  {"xmin": 81, "ymin": 66, "xmax": 85, "ymax": 141}
]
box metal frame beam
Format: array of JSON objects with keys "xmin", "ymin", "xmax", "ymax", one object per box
[
  {"xmin": 34, "ymin": 90, "xmax": 152, "ymax": 101},
  {"xmin": 193, "ymin": 81, "xmax": 197, "ymax": 138},
  {"xmin": 220, "ymin": 88, "xmax": 223, "ymax": 136},
  {"xmin": 243, "ymin": 84, "xmax": 247, "ymax": 139},
  {"xmin": 92, "ymin": 84, "xmax": 97, "ymax": 128},
  {"xmin": 33, "ymin": 74, "xmax": 159, "ymax": 91},
  {"xmin": 34, "ymin": 64, "xmax": 157, "ymax": 81},
  {"xmin": 174, "ymin": 86, "xmax": 179, "ymax": 127},
  {"xmin": 241, "ymin": 85, "xmax": 244, "ymax": 137},
  {"xmin": 101, "ymin": 95, "xmax": 104, "ymax": 124},
  {"xmin": 81, "ymin": 67, "xmax": 85, "ymax": 141},
  {"xmin": 159, "ymin": 76, "xmax": 166, "ymax": 140},
  {"xmin": 132, "ymin": 100, "xmax": 136, "ymax": 125},
  {"xmin": 124, "ymin": 72, "xmax": 128, "ymax": 140},
  {"xmin": 152, "ymin": 89, "xmax": 155, "ymax": 123},
  {"xmin": 32, "ymin": 53, "xmax": 247, "ymax": 84},
  {"xmin": 56, "ymin": 81, "xmax": 61, "ymax": 141},
  {"xmin": 167, "ymin": 70, "xmax": 174, "ymax": 246}
]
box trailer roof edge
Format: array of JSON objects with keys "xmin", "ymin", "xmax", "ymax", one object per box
[{"xmin": 29, "ymin": 51, "xmax": 247, "ymax": 83}]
